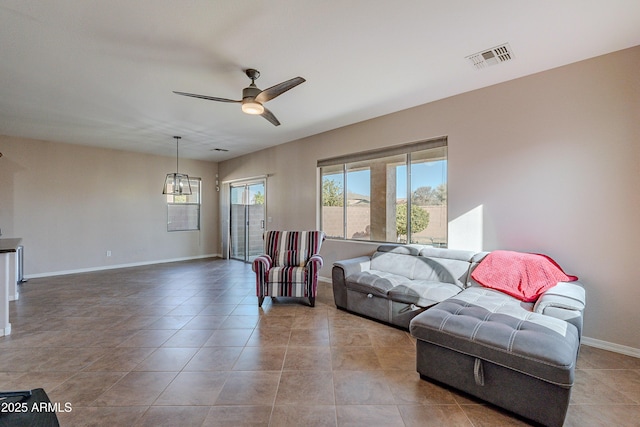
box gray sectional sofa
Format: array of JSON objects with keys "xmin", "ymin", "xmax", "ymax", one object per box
[
  {"xmin": 332, "ymin": 244, "xmax": 483, "ymax": 328},
  {"xmin": 332, "ymin": 244, "xmax": 586, "ymax": 427}
]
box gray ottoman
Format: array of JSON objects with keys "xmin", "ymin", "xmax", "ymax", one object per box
[{"xmin": 409, "ymin": 287, "xmax": 581, "ymax": 427}]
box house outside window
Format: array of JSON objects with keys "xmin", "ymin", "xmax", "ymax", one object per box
[
  {"xmin": 319, "ymin": 138, "xmax": 447, "ymax": 246},
  {"xmin": 167, "ymin": 177, "xmax": 201, "ymax": 231}
]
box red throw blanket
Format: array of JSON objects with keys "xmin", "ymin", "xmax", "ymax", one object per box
[{"xmin": 471, "ymin": 250, "xmax": 578, "ymax": 302}]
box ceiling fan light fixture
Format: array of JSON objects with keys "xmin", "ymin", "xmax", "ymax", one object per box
[{"xmin": 241, "ymin": 100, "xmax": 264, "ymax": 115}]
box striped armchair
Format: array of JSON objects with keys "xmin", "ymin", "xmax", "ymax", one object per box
[{"xmin": 252, "ymin": 231, "xmax": 325, "ymax": 307}]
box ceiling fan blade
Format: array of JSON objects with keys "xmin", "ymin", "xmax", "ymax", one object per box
[
  {"xmin": 255, "ymin": 77, "xmax": 305, "ymax": 104},
  {"xmin": 173, "ymin": 91, "xmax": 241, "ymax": 103},
  {"xmin": 260, "ymin": 107, "xmax": 280, "ymax": 126}
]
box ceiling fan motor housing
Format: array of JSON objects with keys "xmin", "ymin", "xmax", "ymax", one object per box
[{"xmin": 242, "ymin": 85, "xmax": 261, "ymax": 101}]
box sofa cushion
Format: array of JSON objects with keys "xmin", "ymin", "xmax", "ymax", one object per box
[
  {"xmin": 375, "ymin": 244, "xmax": 425, "ymax": 256},
  {"xmin": 412, "ymin": 257, "xmax": 472, "ymax": 289},
  {"xmin": 388, "ymin": 279, "xmax": 462, "ymax": 307},
  {"xmin": 370, "ymin": 251, "xmax": 420, "ymax": 279},
  {"xmin": 418, "ymin": 247, "xmax": 477, "ymax": 262},
  {"xmin": 346, "ymin": 270, "xmax": 408, "ymax": 297}
]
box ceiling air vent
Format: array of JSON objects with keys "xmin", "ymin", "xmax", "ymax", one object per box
[{"xmin": 466, "ymin": 43, "xmax": 514, "ymax": 70}]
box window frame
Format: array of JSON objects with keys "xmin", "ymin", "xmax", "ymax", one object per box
[
  {"xmin": 166, "ymin": 177, "xmax": 202, "ymax": 232},
  {"xmin": 318, "ymin": 137, "xmax": 447, "ymax": 246}
]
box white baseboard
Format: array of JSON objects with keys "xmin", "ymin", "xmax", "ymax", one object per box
[
  {"xmin": 24, "ymin": 254, "xmax": 222, "ymax": 279},
  {"xmin": 581, "ymin": 336, "xmax": 640, "ymax": 359}
]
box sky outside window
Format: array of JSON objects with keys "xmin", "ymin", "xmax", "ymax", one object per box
[{"xmin": 343, "ymin": 160, "xmax": 447, "ymax": 196}]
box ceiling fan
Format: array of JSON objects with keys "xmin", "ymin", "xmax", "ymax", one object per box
[{"xmin": 174, "ymin": 69, "xmax": 305, "ymax": 126}]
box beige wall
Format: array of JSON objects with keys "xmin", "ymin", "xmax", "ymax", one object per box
[
  {"xmin": 219, "ymin": 46, "xmax": 640, "ymax": 350},
  {"xmin": 0, "ymin": 136, "xmax": 219, "ymax": 276}
]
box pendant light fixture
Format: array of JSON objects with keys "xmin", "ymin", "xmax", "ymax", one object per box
[{"xmin": 163, "ymin": 136, "xmax": 192, "ymax": 195}]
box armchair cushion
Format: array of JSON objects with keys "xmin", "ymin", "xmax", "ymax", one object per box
[{"xmin": 280, "ymin": 250, "xmax": 303, "ymax": 267}]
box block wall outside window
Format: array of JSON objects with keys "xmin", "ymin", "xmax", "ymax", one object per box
[{"xmin": 167, "ymin": 177, "xmax": 201, "ymax": 232}]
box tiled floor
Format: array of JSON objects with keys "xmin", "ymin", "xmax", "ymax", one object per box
[{"xmin": 1, "ymin": 258, "xmax": 639, "ymax": 426}]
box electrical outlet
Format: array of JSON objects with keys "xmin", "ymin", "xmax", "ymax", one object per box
[{"xmin": 106, "ymin": 250, "xmax": 112, "ymax": 257}]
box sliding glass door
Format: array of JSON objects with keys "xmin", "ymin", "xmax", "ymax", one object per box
[{"xmin": 230, "ymin": 181, "xmax": 266, "ymax": 262}]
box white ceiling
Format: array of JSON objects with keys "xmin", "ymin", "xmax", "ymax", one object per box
[{"xmin": 1, "ymin": 1, "xmax": 639, "ymax": 162}]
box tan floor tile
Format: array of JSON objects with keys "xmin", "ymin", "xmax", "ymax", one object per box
[
  {"xmin": 333, "ymin": 371, "xmax": 395, "ymax": 405},
  {"xmin": 397, "ymin": 404, "xmax": 473, "ymax": 426},
  {"xmin": 113, "ymin": 315, "xmax": 162, "ymax": 330},
  {"xmin": 161, "ymin": 329, "xmax": 214, "ymax": 347},
  {"xmin": 199, "ymin": 304, "xmax": 238, "ymax": 316},
  {"xmin": 289, "ymin": 327, "xmax": 330, "ymax": 346},
  {"xmin": 565, "ymin": 403, "xmax": 640, "ymax": 426},
  {"xmin": 367, "ymin": 328, "xmax": 414, "ymax": 348},
  {"xmin": 154, "ymin": 371, "xmax": 228, "ymax": 405},
  {"xmin": 336, "ymin": 405, "xmax": 405, "ymax": 427},
  {"xmin": 1, "ymin": 371, "xmax": 75, "ymax": 391},
  {"xmin": 291, "ymin": 315, "xmax": 330, "ymax": 330},
  {"xmin": 231, "ymin": 304, "xmax": 264, "ymax": 316},
  {"xmin": 83, "ymin": 347, "xmax": 156, "ymax": 372},
  {"xmin": 202, "ymin": 405, "xmax": 272, "ymax": 427},
  {"xmin": 56, "ymin": 406, "xmax": 147, "ymax": 426},
  {"xmin": 577, "ymin": 345, "xmax": 640, "ymax": 369},
  {"xmin": 246, "ymin": 326, "xmax": 292, "ymax": 346},
  {"xmin": 374, "ymin": 346, "xmax": 416, "ymax": 371},
  {"xmin": 233, "ymin": 346, "xmax": 287, "ymax": 371},
  {"xmin": 48, "ymin": 371, "xmax": 127, "ymax": 406},
  {"xmin": 270, "ymin": 405, "xmax": 337, "ymax": 427},
  {"xmin": 93, "ymin": 371, "xmax": 177, "ymax": 406},
  {"xmin": 166, "ymin": 304, "xmax": 206, "ymax": 315},
  {"xmin": 36, "ymin": 347, "xmax": 109, "ymax": 371},
  {"xmin": 183, "ymin": 346, "xmax": 243, "ymax": 371},
  {"xmin": 133, "ymin": 347, "xmax": 198, "ymax": 371},
  {"xmin": 584, "ymin": 368, "xmax": 640, "ymax": 403},
  {"xmin": 257, "ymin": 315, "xmax": 297, "ymax": 329},
  {"xmin": 214, "ymin": 371, "xmax": 281, "ymax": 406},
  {"xmin": 0, "ymin": 348, "xmax": 48, "ymax": 371},
  {"xmin": 181, "ymin": 315, "xmax": 228, "ymax": 330},
  {"xmin": 283, "ymin": 345, "xmax": 332, "ymax": 371},
  {"xmin": 219, "ymin": 315, "xmax": 260, "ymax": 329},
  {"xmin": 276, "ymin": 370, "xmax": 335, "ymax": 405},
  {"xmin": 116, "ymin": 329, "xmax": 176, "ymax": 347},
  {"xmin": 571, "ymin": 368, "xmax": 638, "ymax": 405},
  {"xmin": 331, "ymin": 347, "xmax": 383, "ymax": 370},
  {"xmin": 383, "ymin": 371, "xmax": 458, "ymax": 405},
  {"xmin": 144, "ymin": 315, "xmax": 195, "ymax": 330},
  {"xmin": 330, "ymin": 328, "xmax": 373, "ymax": 347},
  {"xmin": 134, "ymin": 406, "xmax": 210, "ymax": 427},
  {"xmin": 204, "ymin": 328, "xmax": 253, "ymax": 347},
  {"xmin": 459, "ymin": 404, "xmax": 532, "ymax": 426}
]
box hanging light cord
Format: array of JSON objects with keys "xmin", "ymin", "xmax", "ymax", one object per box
[{"xmin": 174, "ymin": 136, "xmax": 181, "ymax": 173}]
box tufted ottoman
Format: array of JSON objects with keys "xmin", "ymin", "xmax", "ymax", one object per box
[{"xmin": 409, "ymin": 287, "xmax": 581, "ymax": 427}]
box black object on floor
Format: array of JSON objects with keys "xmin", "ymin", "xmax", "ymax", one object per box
[{"xmin": 0, "ymin": 388, "xmax": 60, "ymax": 427}]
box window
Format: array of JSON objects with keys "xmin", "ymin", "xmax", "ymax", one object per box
[
  {"xmin": 319, "ymin": 138, "xmax": 447, "ymax": 246},
  {"xmin": 167, "ymin": 177, "xmax": 201, "ymax": 231}
]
